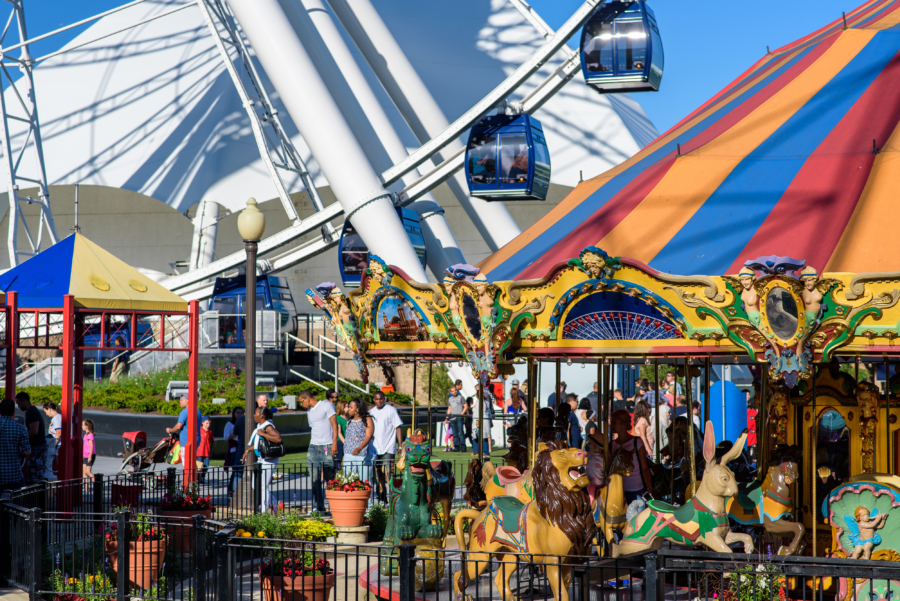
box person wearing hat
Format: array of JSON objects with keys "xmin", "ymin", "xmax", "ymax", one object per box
[
  {"xmin": 800, "ymin": 266, "xmax": 823, "ymax": 329},
  {"xmin": 738, "ymin": 266, "xmax": 760, "ymax": 327}
]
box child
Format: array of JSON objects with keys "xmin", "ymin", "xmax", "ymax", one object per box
[
  {"xmin": 82, "ymin": 420, "xmax": 95, "ymax": 479},
  {"xmin": 197, "ymin": 416, "xmax": 214, "ymax": 483},
  {"xmin": 443, "ymin": 419, "xmax": 454, "ymax": 452}
]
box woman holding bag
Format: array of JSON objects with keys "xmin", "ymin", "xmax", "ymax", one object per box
[{"xmin": 243, "ymin": 407, "xmax": 283, "ymax": 512}]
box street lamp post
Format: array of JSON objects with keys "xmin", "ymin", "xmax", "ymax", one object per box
[{"xmin": 238, "ymin": 198, "xmax": 265, "ymax": 469}]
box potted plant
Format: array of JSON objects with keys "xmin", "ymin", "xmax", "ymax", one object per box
[
  {"xmin": 324, "ymin": 471, "xmax": 372, "ymax": 527},
  {"xmin": 260, "ymin": 552, "xmax": 334, "ymax": 601},
  {"xmin": 157, "ymin": 484, "xmax": 213, "ymax": 551},
  {"xmin": 103, "ymin": 514, "xmax": 167, "ymax": 590}
]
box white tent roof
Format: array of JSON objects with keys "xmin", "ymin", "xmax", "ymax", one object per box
[{"xmin": 14, "ymin": 0, "xmax": 657, "ymax": 214}]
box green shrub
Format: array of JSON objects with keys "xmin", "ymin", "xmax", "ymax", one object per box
[{"xmin": 365, "ymin": 502, "xmax": 389, "ymax": 540}]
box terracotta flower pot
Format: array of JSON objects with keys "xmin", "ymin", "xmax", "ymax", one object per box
[
  {"xmin": 325, "ymin": 489, "xmax": 371, "ymax": 527},
  {"xmin": 159, "ymin": 508, "xmax": 212, "ymax": 551},
  {"xmin": 105, "ymin": 538, "xmax": 167, "ymax": 590},
  {"xmin": 261, "ymin": 571, "xmax": 335, "ymax": 601}
]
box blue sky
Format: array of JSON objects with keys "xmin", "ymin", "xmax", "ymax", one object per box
[{"xmin": 25, "ymin": 1, "xmax": 859, "ymax": 136}]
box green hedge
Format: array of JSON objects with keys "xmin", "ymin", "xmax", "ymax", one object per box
[{"xmin": 3, "ymin": 360, "xmax": 412, "ymax": 415}]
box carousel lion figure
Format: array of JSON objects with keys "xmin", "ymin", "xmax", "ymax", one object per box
[{"xmin": 453, "ymin": 441, "xmax": 595, "ymax": 601}]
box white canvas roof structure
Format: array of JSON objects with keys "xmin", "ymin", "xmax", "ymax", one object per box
[{"xmin": 15, "ymin": 0, "xmax": 657, "ymax": 215}]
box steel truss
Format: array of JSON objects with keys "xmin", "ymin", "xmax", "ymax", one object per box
[{"xmin": 0, "ymin": 0, "xmax": 58, "ymax": 268}]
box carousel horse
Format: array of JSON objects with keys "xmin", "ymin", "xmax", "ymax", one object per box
[
  {"xmin": 454, "ymin": 441, "xmax": 594, "ymax": 601},
  {"xmin": 727, "ymin": 445, "xmax": 805, "ymax": 555},
  {"xmin": 593, "ymin": 447, "xmax": 634, "ymax": 546},
  {"xmin": 613, "ymin": 423, "xmax": 753, "ymax": 557}
]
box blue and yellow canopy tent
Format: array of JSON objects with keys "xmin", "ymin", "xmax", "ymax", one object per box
[{"xmin": 0, "ymin": 233, "xmax": 200, "ymax": 485}]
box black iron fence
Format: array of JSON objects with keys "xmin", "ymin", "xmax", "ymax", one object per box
[
  {"xmin": 6, "ymin": 492, "xmax": 900, "ymax": 601},
  {"xmin": 4, "ymin": 459, "xmax": 476, "ymax": 520}
]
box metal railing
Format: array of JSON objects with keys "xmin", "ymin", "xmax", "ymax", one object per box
[{"xmin": 284, "ymin": 332, "xmax": 369, "ymax": 395}]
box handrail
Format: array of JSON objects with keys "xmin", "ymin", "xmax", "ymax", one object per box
[{"xmin": 284, "ymin": 332, "xmax": 368, "ymax": 395}]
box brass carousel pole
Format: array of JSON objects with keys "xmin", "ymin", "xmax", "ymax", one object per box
[
  {"xmin": 412, "ymin": 361, "xmax": 417, "ymax": 434},
  {"xmin": 600, "ymin": 358, "xmax": 608, "ymax": 457},
  {"xmin": 653, "ymin": 358, "xmax": 660, "ymax": 463},
  {"xmin": 686, "ymin": 355, "xmax": 697, "ymax": 496},
  {"xmin": 704, "ymin": 355, "xmax": 712, "ymax": 424},
  {"xmin": 758, "ymin": 367, "xmax": 768, "ymax": 482},
  {"xmin": 478, "ymin": 378, "xmax": 485, "ymax": 463},
  {"xmin": 555, "ymin": 358, "xmax": 562, "ymax": 410},
  {"xmin": 529, "ymin": 359, "xmax": 539, "ymax": 468},
  {"xmin": 812, "ymin": 363, "xmax": 818, "ymax": 561},
  {"xmin": 427, "ymin": 361, "xmax": 433, "ymax": 444},
  {"xmin": 885, "ymin": 355, "xmax": 891, "ymax": 474}
]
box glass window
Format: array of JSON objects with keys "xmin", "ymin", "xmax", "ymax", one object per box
[
  {"xmin": 583, "ymin": 21, "xmax": 614, "ymax": 73},
  {"xmin": 616, "ymin": 21, "xmax": 648, "ymax": 73},
  {"xmin": 649, "ymin": 20, "xmax": 664, "ymax": 75},
  {"xmin": 532, "ymin": 132, "xmax": 550, "ymax": 170},
  {"xmin": 500, "ymin": 134, "xmax": 529, "ymax": 184},
  {"xmin": 211, "ymin": 297, "xmax": 237, "ymax": 314},
  {"xmin": 341, "ymin": 229, "xmax": 368, "ymax": 279},
  {"xmin": 468, "ymin": 135, "xmax": 496, "ymax": 184}
]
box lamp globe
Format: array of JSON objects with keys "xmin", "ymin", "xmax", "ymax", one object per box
[{"xmin": 237, "ymin": 197, "xmax": 266, "ymax": 241}]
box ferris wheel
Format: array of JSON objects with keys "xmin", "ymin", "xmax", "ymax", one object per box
[{"xmin": 0, "ymin": 0, "xmax": 663, "ymax": 298}]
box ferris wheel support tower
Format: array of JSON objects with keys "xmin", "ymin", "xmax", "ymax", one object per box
[
  {"xmin": 227, "ymin": 0, "xmax": 428, "ymax": 282},
  {"xmin": 327, "ymin": 0, "xmax": 523, "ymax": 252}
]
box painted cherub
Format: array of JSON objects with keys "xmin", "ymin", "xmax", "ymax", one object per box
[
  {"xmin": 845, "ymin": 506, "xmax": 888, "ymax": 559},
  {"xmin": 800, "ymin": 266, "xmax": 823, "ymax": 328},
  {"xmin": 738, "ymin": 266, "xmax": 760, "ymax": 327}
]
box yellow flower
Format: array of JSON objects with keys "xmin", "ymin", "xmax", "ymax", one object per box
[
  {"xmin": 66, "ymin": 577, "xmax": 79, "ymax": 585},
  {"xmin": 236, "ymin": 529, "xmax": 245, "ymax": 535},
  {"xmin": 257, "ymin": 531, "xmax": 266, "ymax": 538},
  {"xmin": 242, "ymin": 532, "xmax": 251, "ymax": 537}
]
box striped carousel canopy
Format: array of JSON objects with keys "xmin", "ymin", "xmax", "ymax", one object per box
[{"xmin": 480, "ymin": 0, "xmax": 900, "ymax": 280}]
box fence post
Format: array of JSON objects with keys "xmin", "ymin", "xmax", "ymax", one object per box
[
  {"xmin": 644, "ymin": 553, "xmax": 659, "ymax": 601},
  {"xmin": 117, "ymin": 510, "xmax": 130, "ymax": 601},
  {"xmin": 398, "ymin": 544, "xmax": 416, "ymax": 601},
  {"xmin": 0, "ymin": 498, "xmax": 8, "ymax": 586},
  {"xmin": 29, "ymin": 507, "xmax": 41, "ymax": 601},
  {"xmin": 167, "ymin": 467, "xmax": 176, "ymax": 491},
  {"xmin": 254, "ymin": 463, "xmax": 262, "ymax": 513},
  {"xmin": 192, "ymin": 515, "xmax": 206, "ymax": 601},
  {"xmin": 215, "ymin": 529, "xmax": 231, "ymax": 601},
  {"xmin": 94, "ymin": 473, "xmax": 104, "ymax": 517}
]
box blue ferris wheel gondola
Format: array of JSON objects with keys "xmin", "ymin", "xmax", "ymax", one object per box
[
  {"xmin": 338, "ymin": 206, "xmax": 427, "ymax": 288},
  {"xmin": 580, "ymin": 0, "xmax": 664, "ymax": 94},
  {"xmin": 465, "ymin": 113, "xmax": 551, "ymax": 201}
]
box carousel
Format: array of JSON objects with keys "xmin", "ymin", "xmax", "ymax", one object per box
[{"xmin": 307, "ymin": 1, "xmax": 900, "ymax": 599}]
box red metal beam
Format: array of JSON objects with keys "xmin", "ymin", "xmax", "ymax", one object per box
[
  {"xmin": 60, "ymin": 295, "xmax": 75, "ymax": 501},
  {"xmin": 5, "ymin": 291, "xmax": 16, "ymax": 400},
  {"xmin": 184, "ymin": 300, "xmax": 200, "ymax": 488}
]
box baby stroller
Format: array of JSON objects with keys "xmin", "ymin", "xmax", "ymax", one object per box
[{"xmin": 117, "ymin": 431, "xmax": 177, "ymax": 474}]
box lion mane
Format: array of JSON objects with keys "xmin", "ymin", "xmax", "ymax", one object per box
[{"xmin": 532, "ymin": 440, "xmax": 596, "ymax": 557}]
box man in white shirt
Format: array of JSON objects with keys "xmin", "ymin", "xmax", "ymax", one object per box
[
  {"xmin": 300, "ymin": 390, "xmax": 338, "ymax": 512},
  {"xmin": 370, "ymin": 391, "xmax": 403, "ymax": 504}
]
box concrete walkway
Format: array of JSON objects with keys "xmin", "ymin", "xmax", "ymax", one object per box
[{"xmin": 0, "ymin": 586, "xmax": 28, "ymax": 600}]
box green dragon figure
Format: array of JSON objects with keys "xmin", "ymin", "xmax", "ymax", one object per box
[{"xmin": 380, "ymin": 432, "xmax": 455, "ymax": 576}]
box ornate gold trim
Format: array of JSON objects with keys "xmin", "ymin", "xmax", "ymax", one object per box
[
  {"xmin": 845, "ymin": 271, "xmax": 900, "ymax": 300},
  {"xmin": 648, "ymin": 270, "xmax": 726, "ymax": 302}
]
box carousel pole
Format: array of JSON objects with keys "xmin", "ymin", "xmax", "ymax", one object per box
[
  {"xmin": 885, "ymin": 355, "xmax": 890, "ymax": 474},
  {"xmin": 758, "ymin": 367, "xmax": 768, "ymax": 482},
  {"xmin": 427, "ymin": 361, "xmax": 433, "ymax": 443},
  {"xmin": 686, "ymin": 355, "xmax": 697, "ymax": 496},
  {"xmin": 653, "ymin": 357, "xmax": 660, "ymax": 462},
  {"xmin": 812, "ymin": 363, "xmax": 818, "ymax": 560},
  {"xmin": 598, "ymin": 358, "xmax": 605, "ymax": 457},
  {"xmin": 555, "ymin": 358, "xmax": 561, "ymax": 411},
  {"xmin": 529, "ymin": 358, "xmax": 538, "ymax": 467},
  {"xmin": 411, "ymin": 361, "xmax": 417, "ymax": 435},
  {"xmin": 704, "ymin": 355, "xmax": 711, "ymax": 424},
  {"xmin": 478, "ymin": 378, "xmax": 485, "ymax": 463}
]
